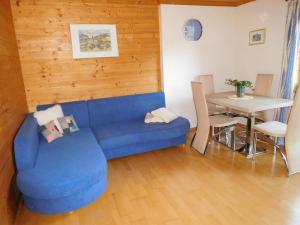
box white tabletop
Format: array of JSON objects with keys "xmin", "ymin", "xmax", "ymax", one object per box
[{"xmin": 207, "ymin": 92, "xmax": 293, "ymax": 114}]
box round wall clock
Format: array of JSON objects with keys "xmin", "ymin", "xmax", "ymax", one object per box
[{"xmin": 183, "ymin": 19, "xmax": 203, "ymax": 41}]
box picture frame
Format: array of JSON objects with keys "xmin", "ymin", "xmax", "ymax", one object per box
[
  {"xmin": 249, "ymin": 28, "xmax": 266, "ymax": 46},
  {"xmin": 70, "ymin": 24, "xmax": 119, "ymax": 59}
]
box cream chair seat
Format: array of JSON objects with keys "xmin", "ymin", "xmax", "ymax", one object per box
[
  {"xmin": 233, "ymin": 116, "xmax": 248, "ymax": 126},
  {"xmin": 209, "ymin": 106, "xmax": 227, "ymax": 115},
  {"xmin": 253, "ymin": 121, "xmax": 287, "ymax": 138},
  {"xmin": 209, "ymin": 115, "xmax": 238, "ymax": 128}
]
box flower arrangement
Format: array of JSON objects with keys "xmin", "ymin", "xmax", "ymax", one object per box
[{"xmin": 225, "ymin": 79, "xmax": 253, "ymax": 97}]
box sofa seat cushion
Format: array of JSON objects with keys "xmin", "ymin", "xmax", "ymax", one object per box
[
  {"xmin": 17, "ymin": 128, "xmax": 107, "ymax": 200},
  {"xmin": 93, "ymin": 117, "xmax": 190, "ymax": 150}
]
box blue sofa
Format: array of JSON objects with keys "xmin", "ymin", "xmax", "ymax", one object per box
[{"xmin": 14, "ymin": 92, "xmax": 190, "ymax": 214}]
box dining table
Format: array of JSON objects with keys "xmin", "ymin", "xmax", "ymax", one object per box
[{"xmin": 206, "ymin": 92, "xmax": 293, "ymax": 158}]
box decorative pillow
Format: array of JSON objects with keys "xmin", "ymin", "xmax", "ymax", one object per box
[
  {"xmin": 57, "ymin": 115, "xmax": 79, "ymax": 134},
  {"xmin": 150, "ymin": 108, "xmax": 178, "ymax": 123},
  {"xmin": 144, "ymin": 112, "xmax": 165, "ymax": 123},
  {"xmin": 34, "ymin": 105, "xmax": 64, "ymax": 133},
  {"xmin": 40, "ymin": 120, "xmax": 63, "ymax": 143}
]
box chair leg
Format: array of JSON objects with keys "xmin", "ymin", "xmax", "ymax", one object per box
[
  {"xmin": 273, "ymin": 137, "xmax": 278, "ymax": 153},
  {"xmin": 253, "ymin": 133, "xmax": 289, "ymax": 174},
  {"xmin": 253, "ymin": 132, "xmax": 258, "ymax": 159},
  {"xmin": 217, "ymin": 127, "xmax": 221, "ymax": 141},
  {"xmin": 279, "ymin": 149, "xmax": 289, "ymax": 171},
  {"xmin": 231, "ymin": 128, "xmax": 236, "ymax": 150},
  {"xmin": 274, "ymin": 144, "xmax": 289, "ymax": 173},
  {"xmin": 203, "ymin": 134, "xmax": 211, "ymax": 155},
  {"xmin": 190, "ymin": 132, "xmax": 196, "ymax": 147},
  {"xmin": 211, "ymin": 125, "xmax": 236, "ymax": 150},
  {"xmin": 225, "ymin": 129, "xmax": 230, "ymax": 145},
  {"xmin": 272, "ymin": 138, "xmax": 289, "ymax": 174}
]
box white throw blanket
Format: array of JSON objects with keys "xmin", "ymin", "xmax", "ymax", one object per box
[{"xmin": 144, "ymin": 108, "xmax": 178, "ymax": 123}]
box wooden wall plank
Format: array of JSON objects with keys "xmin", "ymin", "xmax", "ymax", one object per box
[
  {"xmin": 0, "ymin": 0, "xmax": 28, "ymax": 224},
  {"xmin": 159, "ymin": 0, "xmax": 255, "ymax": 6},
  {"xmin": 11, "ymin": 0, "xmax": 162, "ymax": 111},
  {"xmin": 236, "ymin": 0, "xmax": 255, "ymax": 6}
]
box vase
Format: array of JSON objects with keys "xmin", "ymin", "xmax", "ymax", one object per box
[{"xmin": 236, "ymin": 85, "xmax": 245, "ymax": 97}]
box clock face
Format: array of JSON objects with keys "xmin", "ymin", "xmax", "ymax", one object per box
[{"xmin": 183, "ymin": 19, "xmax": 203, "ymax": 41}]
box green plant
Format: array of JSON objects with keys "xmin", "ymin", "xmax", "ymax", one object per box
[{"xmin": 225, "ymin": 79, "xmax": 253, "ymax": 88}]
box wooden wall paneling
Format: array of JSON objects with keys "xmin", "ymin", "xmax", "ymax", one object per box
[
  {"xmin": 236, "ymin": 0, "xmax": 255, "ymax": 6},
  {"xmin": 159, "ymin": 0, "xmax": 255, "ymax": 6},
  {"xmin": 11, "ymin": 0, "xmax": 162, "ymax": 111},
  {"xmin": 0, "ymin": 0, "xmax": 28, "ymax": 224}
]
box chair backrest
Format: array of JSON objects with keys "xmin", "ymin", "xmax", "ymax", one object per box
[
  {"xmin": 191, "ymin": 81, "xmax": 210, "ymax": 154},
  {"xmin": 195, "ymin": 74, "xmax": 215, "ymax": 95},
  {"xmin": 255, "ymin": 74, "xmax": 274, "ymax": 96},
  {"xmin": 286, "ymin": 88, "xmax": 300, "ymax": 175},
  {"xmin": 254, "ymin": 74, "xmax": 274, "ymax": 121}
]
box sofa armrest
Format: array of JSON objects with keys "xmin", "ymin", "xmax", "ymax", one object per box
[{"xmin": 14, "ymin": 114, "xmax": 40, "ymax": 172}]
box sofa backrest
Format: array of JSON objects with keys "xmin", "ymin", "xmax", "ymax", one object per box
[
  {"xmin": 88, "ymin": 92, "xmax": 166, "ymax": 127},
  {"xmin": 14, "ymin": 114, "xmax": 40, "ymax": 172},
  {"xmin": 37, "ymin": 100, "xmax": 90, "ymax": 128}
]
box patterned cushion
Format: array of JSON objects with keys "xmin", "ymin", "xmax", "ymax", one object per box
[
  {"xmin": 58, "ymin": 115, "xmax": 79, "ymax": 134},
  {"xmin": 40, "ymin": 120, "xmax": 63, "ymax": 143}
]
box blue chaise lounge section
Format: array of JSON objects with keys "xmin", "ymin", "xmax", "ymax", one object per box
[
  {"xmin": 14, "ymin": 106, "xmax": 107, "ymax": 214},
  {"xmin": 14, "ymin": 92, "xmax": 190, "ymax": 214}
]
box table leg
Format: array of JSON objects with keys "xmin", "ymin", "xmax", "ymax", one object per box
[
  {"xmin": 239, "ymin": 114, "xmax": 266, "ymax": 158},
  {"xmin": 246, "ymin": 114, "xmax": 255, "ymax": 157}
]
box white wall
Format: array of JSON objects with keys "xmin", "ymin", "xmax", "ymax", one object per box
[
  {"xmin": 235, "ymin": 0, "xmax": 287, "ymax": 97},
  {"xmin": 160, "ymin": 0, "xmax": 287, "ymax": 127},
  {"xmin": 160, "ymin": 5, "xmax": 237, "ymax": 127}
]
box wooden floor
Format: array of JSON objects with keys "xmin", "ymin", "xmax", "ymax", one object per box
[{"xmin": 15, "ymin": 133, "xmax": 300, "ymax": 225}]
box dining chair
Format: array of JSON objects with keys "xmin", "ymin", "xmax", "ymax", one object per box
[
  {"xmin": 253, "ymin": 87, "xmax": 299, "ymax": 175},
  {"xmin": 254, "ymin": 74, "xmax": 274, "ymax": 121},
  {"xmin": 195, "ymin": 74, "xmax": 215, "ymax": 95},
  {"xmin": 191, "ymin": 81, "xmax": 238, "ymax": 154},
  {"xmin": 254, "ymin": 74, "xmax": 274, "ymax": 97},
  {"xmin": 195, "ymin": 74, "xmax": 226, "ymax": 115},
  {"xmin": 235, "ymin": 74, "xmax": 274, "ymax": 124}
]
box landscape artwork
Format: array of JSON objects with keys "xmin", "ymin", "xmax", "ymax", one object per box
[
  {"xmin": 249, "ymin": 29, "xmax": 266, "ymax": 45},
  {"xmin": 79, "ymin": 29, "xmax": 112, "ymax": 52},
  {"xmin": 70, "ymin": 24, "xmax": 119, "ymax": 59}
]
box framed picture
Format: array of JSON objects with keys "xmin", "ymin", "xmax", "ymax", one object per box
[
  {"xmin": 249, "ymin": 28, "xmax": 266, "ymax": 46},
  {"xmin": 70, "ymin": 24, "xmax": 119, "ymax": 59}
]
